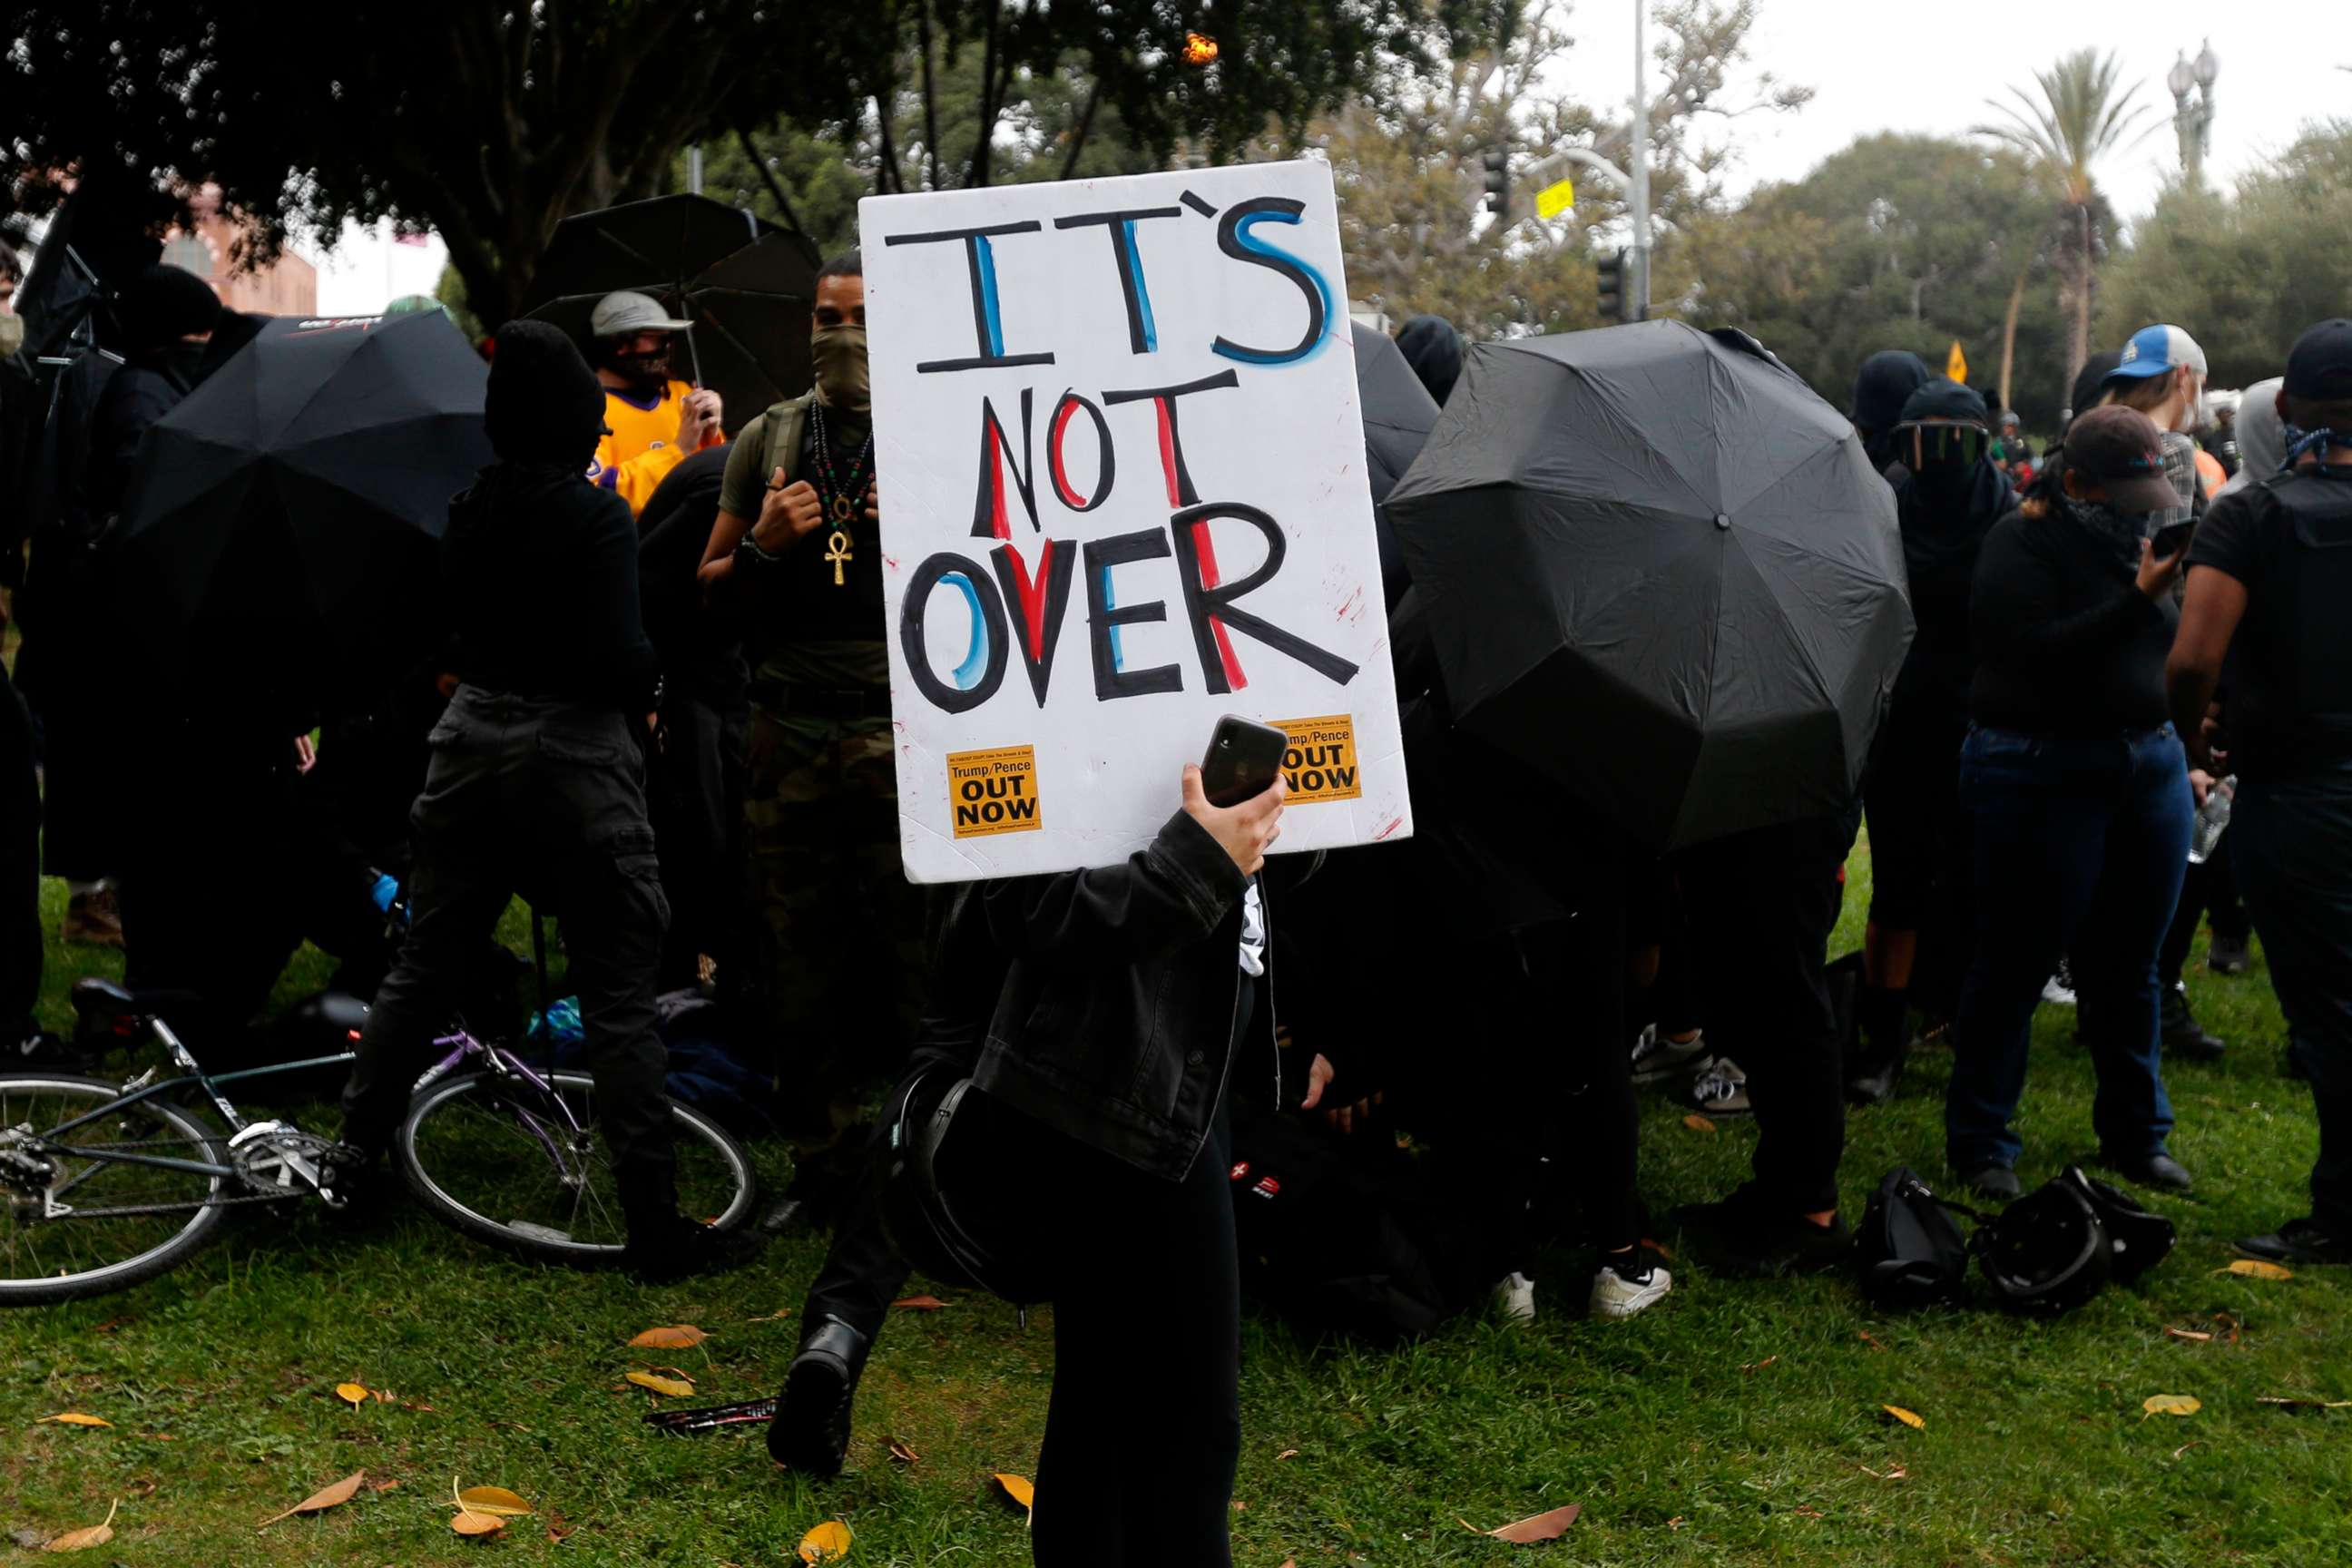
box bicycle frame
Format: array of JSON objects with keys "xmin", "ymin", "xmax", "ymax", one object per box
[{"xmin": 29, "ymin": 1014, "xmax": 588, "ymax": 1184}]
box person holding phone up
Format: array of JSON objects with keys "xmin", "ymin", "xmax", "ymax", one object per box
[
  {"xmin": 1944, "ymin": 406, "xmax": 2211, "ymax": 1203},
  {"xmin": 936, "ymin": 741, "xmax": 1286, "ymax": 1568}
]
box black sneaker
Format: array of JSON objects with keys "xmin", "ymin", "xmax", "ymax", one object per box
[
  {"xmin": 2160, "ymin": 986, "xmax": 2225, "ymax": 1062},
  {"xmin": 2103, "ymin": 1150, "xmax": 2193, "ymax": 1193},
  {"xmin": 2206, "ymin": 934, "xmax": 2252, "ymax": 976},
  {"xmin": 1675, "ymin": 1193, "xmax": 1851, "ymax": 1278},
  {"xmin": 2234, "ymin": 1216, "xmax": 2352, "ymax": 1267},
  {"xmin": 769, "ymin": 1318, "xmax": 872, "ymax": 1477},
  {"xmin": 1956, "ymin": 1163, "xmax": 2022, "ymax": 1202}
]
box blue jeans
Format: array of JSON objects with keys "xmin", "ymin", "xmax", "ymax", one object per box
[
  {"xmin": 1946, "ymin": 724, "xmax": 2191, "ymax": 1171},
  {"xmin": 2230, "ymin": 764, "xmax": 2352, "ymax": 1232}
]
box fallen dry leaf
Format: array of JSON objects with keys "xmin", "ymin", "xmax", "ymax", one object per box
[
  {"xmin": 2256, "ymin": 1396, "xmax": 2352, "ymax": 1410},
  {"xmin": 2163, "ymin": 1327, "xmax": 2213, "ymax": 1343},
  {"xmin": 91, "ymin": 1317, "xmax": 132, "ymax": 1334},
  {"xmin": 2219, "ymin": 1259, "xmax": 2294, "ymax": 1281},
  {"xmin": 335, "ymin": 1382, "xmax": 369, "ymax": 1408},
  {"xmin": 747, "ymin": 1308, "xmax": 795, "ymax": 1323},
  {"xmin": 371, "ymin": 1479, "xmax": 402, "ymax": 1494},
  {"xmin": 993, "ymin": 1473, "xmax": 1035, "ymax": 1513},
  {"xmin": 892, "ymin": 1295, "xmax": 946, "ymax": 1311},
  {"xmin": 1486, "ymin": 1504, "xmax": 1581, "ymax": 1543},
  {"xmin": 2173, "ymin": 1441, "xmax": 2203, "ymax": 1459},
  {"xmin": 37, "ymin": 1414, "xmax": 111, "ymax": 1428},
  {"xmin": 629, "ymin": 1325, "xmax": 709, "ymax": 1350},
  {"xmin": 1665, "ymin": 1516, "xmax": 1685, "ymax": 1531},
  {"xmin": 450, "ymin": 1511, "xmax": 505, "ymax": 1537},
  {"xmin": 2141, "ymin": 1395, "xmax": 2201, "ymax": 1420},
  {"xmin": 626, "ymin": 1371, "xmax": 694, "ymax": 1397},
  {"xmin": 1792, "ymin": 1504, "xmax": 1827, "ymax": 1518},
  {"xmin": 1857, "ymin": 1330, "xmax": 1886, "ymax": 1351},
  {"xmin": 1682, "ymin": 1113, "xmax": 1718, "ymax": 1133},
  {"xmin": 886, "ymin": 1437, "xmax": 920, "ymax": 1465},
  {"xmin": 798, "ymin": 1518, "xmax": 853, "ymax": 1563},
  {"xmin": 1276, "ymin": 1448, "xmax": 1299, "ymax": 1461},
  {"xmin": 41, "ymin": 1500, "xmax": 116, "ymax": 1553},
  {"xmin": 1883, "ymin": 1405, "xmax": 1926, "ymax": 1429},
  {"xmin": 257, "ymin": 1470, "xmax": 365, "ymax": 1529},
  {"xmin": 545, "ymin": 1510, "xmax": 575, "ymax": 1542},
  {"xmin": 1741, "ymin": 1357, "xmax": 1779, "ymax": 1375},
  {"xmin": 457, "ymin": 1486, "xmax": 534, "ymax": 1518}
]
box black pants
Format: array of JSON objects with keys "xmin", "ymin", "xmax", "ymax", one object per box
[
  {"xmin": 1675, "ymin": 812, "xmax": 1857, "ymax": 1214},
  {"xmin": 2159, "ymin": 848, "xmax": 2251, "ymax": 988},
  {"xmin": 340, "ymin": 690, "xmax": 675, "ymax": 1204},
  {"xmin": 1, "ymin": 664, "xmax": 40, "ymax": 1042},
  {"xmin": 648, "ymin": 692, "xmax": 748, "ymax": 991},
  {"xmin": 1862, "ymin": 701, "xmax": 1975, "ymax": 1016}
]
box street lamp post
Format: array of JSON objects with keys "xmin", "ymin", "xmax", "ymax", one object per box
[{"xmin": 2169, "ymin": 40, "xmax": 2218, "ymax": 184}]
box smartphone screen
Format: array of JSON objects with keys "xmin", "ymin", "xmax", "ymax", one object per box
[{"xmin": 1200, "ymin": 716, "xmax": 1289, "ymax": 808}]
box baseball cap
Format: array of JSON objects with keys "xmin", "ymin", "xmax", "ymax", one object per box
[
  {"xmin": 590, "ymin": 290, "xmax": 693, "ymax": 337},
  {"xmin": 2104, "ymin": 324, "xmax": 2207, "ymax": 384},
  {"xmin": 2283, "ymin": 318, "xmax": 2352, "ymax": 402},
  {"xmin": 2060, "ymin": 405, "xmax": 2180, "ymax": 515}
]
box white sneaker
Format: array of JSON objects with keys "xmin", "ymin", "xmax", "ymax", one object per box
[
  {"xmin": 1494, "ymin": 1271, "xmax": 1536, "ymax": 1323},
  {"xmin": 2042, "ymin": 956, "xmax": 2078, "ymax": 1008},
  {"xmin": 1589, "ymin": 1259, "xmax": 1672, "ymax": 1319},
  {"xmin": 1688, "ymin": 1057, "xmax": 1751, "ymax": 1115},
  {"xmin": 1630, "ymin": 1023, "xmax": 1713, "ymax": 1083}
]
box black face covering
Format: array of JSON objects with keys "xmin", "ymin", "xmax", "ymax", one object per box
[
  {"xmin": 612, "ymin": 339, "xmax": 672, "ymax": 395},
  {"xmin": 152, "ymin": 342, "xmax": 211, "ymax": 390}
]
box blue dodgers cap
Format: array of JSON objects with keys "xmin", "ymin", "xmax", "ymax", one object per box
[{"xmin": 2105, "ymin": 324, "xmax": 2208, "ymax": 383}]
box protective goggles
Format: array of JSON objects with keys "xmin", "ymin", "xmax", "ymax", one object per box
[{"xmin": 1893, "ymin": 421, "xmax": 1991, "ymax": 466}]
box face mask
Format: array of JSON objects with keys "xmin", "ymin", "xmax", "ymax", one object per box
[
  {"xmin": 0, "ymin": 312, "xmax": 23, "ymax": 359},
  {"xmin": 812, "ymin": 324, "xmax": 869, "ymax": 415},
  {"xmin": 614, "ymin": 341, "xmax": 671, "ymax": 394},
  {"xmin": 157, "ymin": 342, "xmax": 210, "ymax": 387}
]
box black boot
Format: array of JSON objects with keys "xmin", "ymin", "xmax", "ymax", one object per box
[
  {"xmin": 1846, "ymin": 985, "xmax": 1910, "ymax": 1105},
  {"xmin": 621, "ymin": 1166, "xmax": 767, "ymax": 1283},
  {"xmin": 769, "ymin": 1316, "xmax": 872, "ymax": 1477},
  {"xmin": 2159, "ymin": 985, "xmax": 2225, "ymax": 1063}
]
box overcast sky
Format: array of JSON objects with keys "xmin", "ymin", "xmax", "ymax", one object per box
[{"xmin": 313, "ymin": 1, "xmax": 2349, "ymax": 312}]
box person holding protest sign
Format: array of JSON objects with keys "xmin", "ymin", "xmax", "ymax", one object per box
[{"xmin": 697, "ymin": 250, "xmax": 925, "ymax": 1130}]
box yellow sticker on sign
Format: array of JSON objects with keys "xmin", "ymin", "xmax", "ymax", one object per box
[
  {"xmin": 947, "ymin": 746, "xmax": 1043, "ymax": 838},
  {"xmin": 1535, "ymin": 176, "xmax": 1575, "ymax": 220},
  {"xmin": 1276, "ymin": 715, "xmax": 1363, "ymax": 804}
]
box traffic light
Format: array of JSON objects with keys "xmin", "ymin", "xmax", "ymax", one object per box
[
  {"xmin": 1482, "ymin": 150, "xmax": 1510, "ymax": 215},
  {"xmin": 1596, "ymin": 248, "xmax": 1627, "ymax": 323}
]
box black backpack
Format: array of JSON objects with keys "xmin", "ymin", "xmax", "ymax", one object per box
[{"xmin": 1855, "ymin": 1167, "xmax": 1973, "ymax": 1308}]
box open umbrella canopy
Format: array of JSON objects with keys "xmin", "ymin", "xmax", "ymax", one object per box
[
  {"xmin": 526, "ymin": 194, "xmax": 818, "ymax": 433},
  {"xmin": 113, "ymin": 311, "xmax": 492, "ymax": 695},
  {"xmin": 1387, "ymin": 318, "xmax": 1912, "ymax": 850},
  {"xmin": 1351, "ymin": 321, "xmax": 1442, "ymax": 609}
]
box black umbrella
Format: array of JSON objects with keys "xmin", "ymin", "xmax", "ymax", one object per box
[
  {"xmin": 526, "ymin": 194, "xmax": 818, "ymax": 434},
  {"xmin": 113, "ymin": 311, "xmax": 492, "ymax": 691},
  {"xmin": 1351, "ymin": 321, "xmax": 1440, "ymax": 608},
  {"xmin": 1387, "ymin": 318, "xmax": 1912, "ymax": 850}
]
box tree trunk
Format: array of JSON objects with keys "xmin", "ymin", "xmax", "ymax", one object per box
[
  {"xmin": 917, "ymin": 5, "xmax": 941, "ymax": 191},
  {"xmin": 2068, "ymin": 201, "xmax": 2092, "ymax": 397},
  {"xmin": 1997, "ymin": 264, "xmax": 2027, "ymax": 415},
  {"xmin": 1061, "ymin": 75, "xmax": 1102, "ymax": 179}
]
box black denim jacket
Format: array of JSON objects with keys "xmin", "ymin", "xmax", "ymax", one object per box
[{"xmin": 966, "ymin": 808, "xmax": 1271, "ymax": 1183}]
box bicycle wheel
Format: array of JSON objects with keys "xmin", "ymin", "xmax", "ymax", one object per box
[
  {"xmin": 0, "ymin": 1074, "xmax": 232, "ymax": 1305},
  {"xmin": 397, "ymin": 1070, "xmax": 757, "ymax": 1265}
]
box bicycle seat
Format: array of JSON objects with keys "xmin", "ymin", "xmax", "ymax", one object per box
[{"xmin": 69, "ymin": 977, "xmax": 207, "ymax": 1025}]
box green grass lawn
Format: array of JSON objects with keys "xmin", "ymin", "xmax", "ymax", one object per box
[{"xmin": 5, "ymin": 850, "xmax": 2348, "ymax": 1566}]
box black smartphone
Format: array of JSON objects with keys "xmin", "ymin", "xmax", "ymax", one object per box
[
  {"xmin": 2151, "ymin": 519, "xmax": 2195, "ymax": 559},
  {"xmin": 1200, "ymin": 715, "xmax": 1289, "ymax": 808}
]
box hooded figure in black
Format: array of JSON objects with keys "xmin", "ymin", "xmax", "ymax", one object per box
[
  {"xmin": 1850, "ymin": 350, "xmax": 1933, "ymax": 477},
  {"xmin": 1395, "ymin": 315, "xmax": 1464, "ymax": 407},
  {"xmin": 330, "ymin": 320, "xmax": 758, "ymax": 1282},
  {"xmin": 1849, "ymin": 379, "xmax": 2011, "ymax": 1102}
]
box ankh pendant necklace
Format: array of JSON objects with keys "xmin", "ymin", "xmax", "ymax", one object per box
[{"xmin": 808, "ymin": 402, "xmax": 875, "ymax": 588}]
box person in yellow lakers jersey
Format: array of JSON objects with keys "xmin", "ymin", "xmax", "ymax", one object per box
[{"xmin": 587, "ymin": 290, "xmax": 725, "ymax": 516}]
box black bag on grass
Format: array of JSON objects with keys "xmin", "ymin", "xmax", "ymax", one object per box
[
  {"xmin": 1855, "ymin": 1166, "xmax": 1973, "ymax": 1308},
  {"xmin": 1972, "ymin": 1177, "xmax": 2112, "ymax": 1316},
  {"xmin": 2051, "ymin": 1165, "xmax": 2175, "ymax": 1284}
]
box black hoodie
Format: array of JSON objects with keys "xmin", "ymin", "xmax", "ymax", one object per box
[
  {"xmin": 1396, "ymin": 315, "xmax": 1463, "ymax": 407},
  {"xmin": 1889, "ymin": 380, "xmax": 2013, "ymax": 713},
  {"xmin": 1850, "ymin": 350, "xmax": 1932, "ymax": 475},
  {"xmin": 441, "ymin": 322, "xmax": 661, "ymax": 712}
]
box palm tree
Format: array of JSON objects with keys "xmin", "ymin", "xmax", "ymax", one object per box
[{"xmin": 1976, "ymin": 49, "xmax": 2154, "ymax": 394}]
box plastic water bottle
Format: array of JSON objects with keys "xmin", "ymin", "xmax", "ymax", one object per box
[
  {"xmin": 368, "ymin": 872, "xmax": 401, "ymax": 915},
  {"xmin": 2188, "ymin": 776, "xmax": 2236, "ymax": 865}
]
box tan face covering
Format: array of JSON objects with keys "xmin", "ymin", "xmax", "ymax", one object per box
[
  {"xmin": 0, "ymin": 312, "xmax": 23, "ymax": 360},
  {"xmin": 811, "ymin": 323, "xmax": 869, "ymax": 415}
]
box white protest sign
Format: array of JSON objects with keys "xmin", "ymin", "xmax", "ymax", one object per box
[{"xmin": 860, "ymin": 159, "xmax": 1413, "ymax": 883}]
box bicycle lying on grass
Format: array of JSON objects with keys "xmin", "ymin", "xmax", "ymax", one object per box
[{"xmin": 0, "ymin": 978, "xmax": 758, "ymax": 1304}]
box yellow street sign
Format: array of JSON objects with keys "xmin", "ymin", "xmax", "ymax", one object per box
[
  {"xmin": 1535, "ymin": 177, "xmax": 1576, "ymax": 221},
  {"xmin": 1946, "ymin": 340, "xmax": 1969, "ymax": 383}
]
